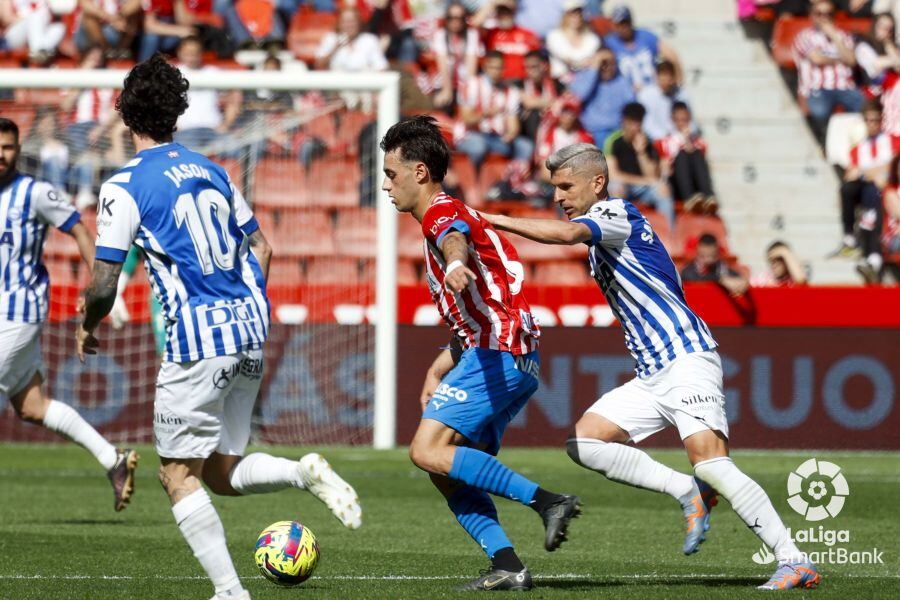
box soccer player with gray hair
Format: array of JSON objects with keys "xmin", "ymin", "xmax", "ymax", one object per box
[{"xmin": 482, "ymin": 143, "xmax": 820, "ymax": 591}]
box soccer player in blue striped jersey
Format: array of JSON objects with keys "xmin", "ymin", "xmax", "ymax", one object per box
[
  {"xmin": 484, "ymin": 143, "xmax": 821, "ymax": 591},
  {"xmin": 0, "ymin": 117, "xmax": 140, "ymax": 512},
  {"xmin": 76, "ymin": 55, "xmax": 361, "ymax": 600}
]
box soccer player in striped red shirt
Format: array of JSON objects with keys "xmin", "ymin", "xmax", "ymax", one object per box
[{"xmin": 381, "ymin": 116, "xmax": 580, "ymax": 592}]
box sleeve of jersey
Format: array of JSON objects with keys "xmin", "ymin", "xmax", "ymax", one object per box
[
  {"xmin": 231, "ymin": 184, "xmax": 259, "ymax": 235},
  {"xmin": 422, "ymin": 204, "xmax": 471, "ymax": 247},
  {"xmin": 95, "ymin": 183, "xmax": 141, "ymax": 263},
  {"xmin": 572, "ymin": 206, "xmax": 632, "ymax": 248},
  {"xmin": 33, "ymin": 182, "xmax": 80, "ymax": 232}
]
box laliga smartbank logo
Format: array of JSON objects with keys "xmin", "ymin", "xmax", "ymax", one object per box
[{"xmin": 751, "ymin": 459, "xmax": 884, "ymax": 566}]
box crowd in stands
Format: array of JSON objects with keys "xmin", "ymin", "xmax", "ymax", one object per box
[
  {"xmin": 2, "ymin": 0, "xmax": 830, "ymax": 292},
  {"xmin": 744, "ymin": 0, "xmax": 900, "ymax": 283}
]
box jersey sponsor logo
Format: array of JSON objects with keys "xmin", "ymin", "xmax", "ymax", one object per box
[
  {"xmin": 168, "ymin": 150, "xmax": 180, "ymax": 158},
  {"xmin": 202, "ymin": 300, "xmax": 258, "ymax": 328},
  {"xmin": 153, "ymin": 411, "xmax": 183, "ymax": 425},
  {"xmin": 240, "ymin": 356, "xmax": 263, "ymax": 380},
  {"xmin": 593, "ymin": 207, "xmax": 619, "ymax": 220},
  {"xmin": 0, "ymin": 231, "xmax": 12, "ymax": 245},
  {"xmin": 100, "ymin": 197, "xmax": 115, "ymax": 217},
  {"xmin": 213, "ymin": 363, "xmax": 240, "ymax": 389},
  {"xmin": 680, "ymin": 394, "xmax": 721, "ymax": 406},
  {"xmin": 163, "ymin": 163, "xmax": 213, "ymax": 189},
  {"xmin": 430, "ymin": 212, "xmax": 458, "ymax": 235},
  {"xmin": 513, "ymin": 355, "xmax": 540, "ymax": 379}
]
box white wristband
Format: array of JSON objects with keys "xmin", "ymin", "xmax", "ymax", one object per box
[{"xmin": 445, "ymin": 260, "xmax": 465, "ymax": 276}]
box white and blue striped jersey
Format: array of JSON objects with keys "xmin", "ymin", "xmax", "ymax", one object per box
[
  {"xmin": 95, "ymin": 143, "xmax": 269, "ymax": 363},
  {"xmin": 0, "ymin": 174, "xmax": 80, "ymax": 323},
  {"xmin": 572, "ymin": 198, "xmax": 717, "ymax": 378}
]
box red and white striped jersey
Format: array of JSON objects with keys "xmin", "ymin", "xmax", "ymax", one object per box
[
  {"xmin": 849, "ymin": 132, "xmax": 899, "ymax": 169},
  {"xmin": 72, "ymin": 88, "xmax": 117, "ymax": 125},
  {"xmin": 421, "ymin": 193, "xmax": 540, "ymax": 355},
  {"xmin": 792, "ymin": 26, "xmax": 857, "ymax": 97},
  {"xmin": 654, "ymin": 131, "xmax": 708, "ymax": 164},
  {"xmin": 454, "ymin": 75, "xmax": 521, "ymax": 140}
]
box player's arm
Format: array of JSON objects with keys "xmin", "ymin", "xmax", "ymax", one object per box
[
  {"xmin": 439, "ymin": 231, "xmax": 478, "ymax": 293},
  {"xmin": 247, "ymin": 227, "xmax": 272, "ymax": 283},
  {"xmin": 484, "ymin": 213, "xmax": 593, "ymax": 245},
  {"xmin": 68, "ymin": 221, "xmax": 95, "ymax": 271},
  {"xmin": 418, "ymin": 336, "xmax": 462, "ymax": 412},
  {"xmin": 78, "ymin": 183, "xmax": 140, "ymax": 361}
]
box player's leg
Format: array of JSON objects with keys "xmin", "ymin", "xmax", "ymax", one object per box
[
  {"xmin": 409, "ymin": 349, "xmax": 579, "ymax": 551},
  {"xmin": 1, "ymin": 320, "xmax": 137, "ymax": 510},
  {"xmin": 200, "ymin": 350, "xmax": 361, "ymax": 529},
  {"xmin": 686, "ymin": 431, "xmax": 819, "ymax": 589},
  {"xmin": 429, "ymin": 472, "xmax": 532, "ymax": 591},
  {"xmin": 155, "ymin": 355, "xmax": 250, "ymax": 599},
  {"xmin": 159, "ymin": 457, "xmax": 248, "ymax": 600},
  {"xmin": 565, "ymin": 381, "xmax": 709, "ymax": 554}
]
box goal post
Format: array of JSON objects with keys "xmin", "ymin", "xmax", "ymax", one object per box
[{"xmin": 0, "ymin": 67, "xmax": 400, "ymax": 449}]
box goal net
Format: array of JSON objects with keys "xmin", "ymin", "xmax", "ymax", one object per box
[{"xmin": 0, "ymin": 65, "xmax": 399, "ymax": 448}]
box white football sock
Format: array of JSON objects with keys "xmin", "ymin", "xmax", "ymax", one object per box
[
  {"xmin": 694, "ymin": 457, "xmax": 802, "ymax": 563},
  {"xmin": 172, "ymin": 488, "xmax": 244, "ymax": 596},
  {"xmin": 567, "ymin": 438, "xmax": 695, "ymax": 501},
  {"xmin": 43, "ymin": 399, "xmax": 117, "ymax": 470},
  {"xmin": 229, "ymin": 452, "xmax": 305, "ymax": 495}
]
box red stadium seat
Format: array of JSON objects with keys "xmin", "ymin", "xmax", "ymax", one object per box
[
  {"xmin": 44, "ymin": 229, "xmax": 80, "ymax": 260},
  {"xmin": 310, "ymin": 156, "xmax": 360, "ymax": 208},
  {"xmin": 450, "ymin": 153, "xmax": 479, "ymax": 206},
  {"xmin": 643, "ymin": 208, "xmax": 673, "ymax": 252},
  {"xmin": 674, "ymin": 213, "xmax": 730, "ymax": 258},
  {"xmin": 269, "ymin": 209, "xmax": 335, "ymax": 257},
  {"xmin": 507, "ymin": 234, "xmax": 571, "ymax": 261},
  {"xmin": 269, "ymin": 257, "xmax": 304, "ymax": 284},
  {"xmin": 334, "ymin": 207, "xmax": 377, "ymax": 257},
  {"xmin": 288, "ymin": 11, "xmax": 337, "ymax": 64},
  {"xmin": 45, "ymin": 257, "xmax": 89, "ymax": 286},
  {"xmin": 361, "ymin": 259, "xmax": 419, "ymax": 285},
  {"xmin": 305, "ymin": 256, "xmax": 360, "ymax": 284},
  {"xmin": 478, "ymin": 154, "xmax": 510, "ymax": 200},
  {"xmin": 533, "ymin": 260, "xmax": 593, "ymax": 286},
  {"xmin": 0, "ymin": 105, "xmax": 36, "ymax": 136},
  {"xmin": 253, "ymin": 157, "xmax": 305, "ymax": 208},
  {"xmin": 590, "ymin": 16, "xmax": 615, "ymax": 36}
]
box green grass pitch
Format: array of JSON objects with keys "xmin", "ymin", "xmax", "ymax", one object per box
[{"xmin": 0, "ymin": 444, "xmax": 897, "ymax": 599}]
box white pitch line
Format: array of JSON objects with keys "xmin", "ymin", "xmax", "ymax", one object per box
[{"xmin": 0, "ymin": 573, "xmax": 896, "ymax": 581}]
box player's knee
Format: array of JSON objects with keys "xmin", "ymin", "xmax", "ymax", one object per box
[
  {"xmin": 11, "ymin": 397, "xmax": 44, "ymax": 424},
  {"xmin": 203, "ymin": 471, "xmax": 239, "ymax": 496}
]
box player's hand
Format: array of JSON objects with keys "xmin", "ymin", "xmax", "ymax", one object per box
[
  {"xmin": 76, "ymin": 324, "xmax": 99, "ymax": 362},
  {"xmin": 75, "ymin": 294, "xmax": 86, "ymax": 315},
  {"xmin": 109, "ymin": 294, "xmax": 130, "ymax": 330},
  {"xmin": 419, "ymin": 368, "xmax": 443, "ymax": 413},
  {"xmin": 444, "ymin": 262, "xmax": 477, "ymax": 293}
]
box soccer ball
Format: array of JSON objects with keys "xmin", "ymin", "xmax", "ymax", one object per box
[{"xmin": 254, "ymin": 521, "xmax": 320, "ymax": 586}]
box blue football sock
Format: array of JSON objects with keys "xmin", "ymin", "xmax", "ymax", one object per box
[
  {"xmin": 449, "ymin": 446, "xmax": 539, "ymax": 505},
  {"xmin": 447, "ymin": 486, "xmax": 512, "ymax": 559}
]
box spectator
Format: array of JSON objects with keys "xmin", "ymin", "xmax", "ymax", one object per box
[
  {"xmin": 22, "ymin": 108, "xmax": 69, "ymax": 199},
  {"xmin": 222, "ymin": 0, "xmax": 285, "ymax": 51},
  {"xmin": 535, "ymin": 94, "xmax": 594, "ymax": 181},
  {"xmin": 519, "ymin": 49, "xmax": 564, "ymax": 142},
  {"xmin": 881, "ymin": 153, "xmax": 900, "ymax": 278},
  {"xmin": 545, "ymin": 0, "xmax": 601, "ymax": 80},
  {"xmin": 751, "ymin": 241, "xmax": 809, "ymax": 287},
  {"xmin": 792, "ymin": 0, "xmax": 863, "ymax": 141},
  {"xmin": 515, "ymin": 0, "xmax": 565, "ymax": 39},
  {"xmin": 603, "ymin": 4, "xmax": 682, "ymax": 92},
  {"xmin": 855, "ymin": 12, "xmax": 900, "ymax": 92},
  {"xmin": 475, "ymin": 0, "xmax": 541, "ymax": 82},
  {"xmin": 75, "ymin": 0, "xmax": 142, "ymax": 57},
  {"xmin": 0, "ymin": 0, "xmax": 66, "ymax": 62},
  {"xmin": 680, "ymin": 233, "xmax": 749, "ymax": 297},
  {"xmin": 173, "ymin": 36, "xmax": 242, "ymax": 151},
  {"xmin": 454, "ymin": 51, "xmax": 534, "ymax": 171},
  {"xmin": 569, "ymin": 47, "xmax": 635, "ymax": 147},
  {"xmin": 314, "ymin": 7, "xmax": 387, "ymax": 72},
  {"xmin": 360, "ymin": 0, "xmax": 418, "ymax": 64},
  {"xmin": 605, "ymin": 101, "xmax": 675, "ymax": 224},
  {"xmin": 656, "ymin": 102, "xmax": 717, "ymax": 213},
  {"xmin": 139, "ymin": 0, "xmax": 197, "ymax": 61},
  {"xmin": 60, "ymin": 48, "xmax": 124, "ymax": 208},
  {"xmin": 485, "ymin": 158, "xmax": 554, "ymax": 204},
  {"xmin": 835, "ymin": 102, "xmax": 894, "ymax": 280},
  {"xmin": 637, "ymin": 59, "xmax": 689, "ymax": 140},
  {"xmin": 432, "ymin": 2, "xmax": 482, "ymax": 110}
]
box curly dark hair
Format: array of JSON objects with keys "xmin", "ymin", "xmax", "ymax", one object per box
[
  {"xmin": 379, "ymin": 115, "xmax": 449, "ymax": 182},
  {"xmin": 116, "ymin": 53, "xmax": 189, "ymax": 142}
]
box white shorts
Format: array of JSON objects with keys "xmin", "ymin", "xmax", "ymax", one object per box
[
  {"xmin": 0, "ymin": 320, "xmax": 44, "ymax": 399},
  {"xmin": 154, "ymin": 349, "xmax": 264, "ymax": 459},
  {"xmin": 586, "ymin": 350, "xmax": 729, "ymax": 444}
]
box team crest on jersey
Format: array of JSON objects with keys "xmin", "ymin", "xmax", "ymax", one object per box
[{"xmin": 168, "ymin": 150, "xmax": 179, "ymax": 158}]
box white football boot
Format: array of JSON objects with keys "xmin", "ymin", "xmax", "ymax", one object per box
[
  {"xmin": 210, "ymin": 590, "xmax": 250, "ymax": 600},
  {"xmin": 298, "ymin": 453, "xmax": 362, "ymax": 529}
]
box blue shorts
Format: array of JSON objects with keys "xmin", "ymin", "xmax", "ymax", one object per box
[{"xmin": 422, "ymin": 348, "xmax": 540, "ymax": 455}]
